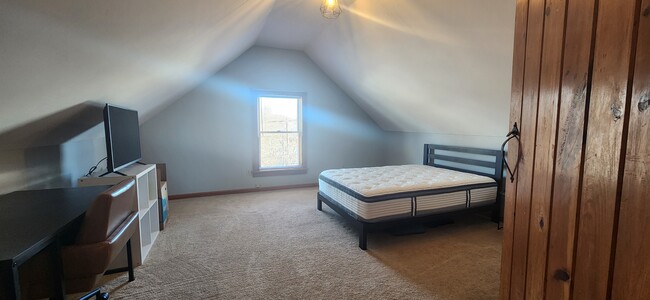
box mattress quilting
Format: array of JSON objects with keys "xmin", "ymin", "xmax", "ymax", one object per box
[
  {"xmin": 319, "ymin": 164, "xmax": 496, "ymax": 198},
  {"xmin": 318, "ymin": 165, "xmax": 498, "ymax": 222}
]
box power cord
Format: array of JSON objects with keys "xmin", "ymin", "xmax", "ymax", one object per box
[{"xmin": 85, "ymin": 157, "xmax": 108, "ymax": 177}]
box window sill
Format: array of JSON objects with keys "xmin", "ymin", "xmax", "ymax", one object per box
[{"xmin": 252, "ymin": 167, "xmax": 308, "ymax": 177}]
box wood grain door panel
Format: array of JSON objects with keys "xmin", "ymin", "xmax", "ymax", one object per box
[
  {"xmin": 508, "ymin": 1, "xmax": 547, "ymax": 299},
  {"xmin": 544, "ymin": 0, "xmax": 597, "ymax": 299},
  {"xmin": 524, "ymin": 0, "xmax": 567, "ymax": 297},
  {"xmin": 500, "ymin": 0, "xmax": 530, "ymax": 298},
  {"xmin": 572, "ymin": 0, "xmax": 640, "ymax": 298},
  {"xmin": 611, "ymin": 0, "xmax": 650, "ymax": 298}
]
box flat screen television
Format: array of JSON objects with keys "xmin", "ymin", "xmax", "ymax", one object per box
[{"xmin": 103, "ymin": 104, "xmax": 142, "ymax": 173}]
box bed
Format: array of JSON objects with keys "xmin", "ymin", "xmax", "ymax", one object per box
[{"xmin": 317, "ymin": 144, "xmax": 503, "ymax": 250}]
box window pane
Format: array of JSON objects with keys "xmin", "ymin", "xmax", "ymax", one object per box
[
  {"xmin": 260, "ymin": 97, "xmax": 298, "ymax": 132},
  {"xmin": 260, "ymin": 132, "xmax": 300, "ymax": 168}
]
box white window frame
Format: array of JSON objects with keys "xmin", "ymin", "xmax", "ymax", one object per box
[{"xmin": 252, "ymin": 91, "xmax": 307, "ymax": 177}]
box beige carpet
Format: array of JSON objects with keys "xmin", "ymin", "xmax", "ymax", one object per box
[{"xmin": 100, "ymin": 187, "xmax": 502, "ymax": 299}]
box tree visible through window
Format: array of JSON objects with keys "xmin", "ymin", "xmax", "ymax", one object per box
[{"xmin": 255, "ymin": 93, "xmax": 304, "ymax": 175}]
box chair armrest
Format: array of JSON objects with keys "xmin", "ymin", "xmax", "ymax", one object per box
[{"xmin": 107, "ymin": 212, "xmax": 138, "ymax": 245}]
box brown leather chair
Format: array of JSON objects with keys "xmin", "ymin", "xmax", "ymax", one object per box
[{"xmin": 21, "ymin": 179, "xmax": 139, "ymax": 299}]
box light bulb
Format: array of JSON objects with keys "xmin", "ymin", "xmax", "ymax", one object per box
[{"xmin": 321, "ymin": 0, "xmax": 341, "ymax": 19}]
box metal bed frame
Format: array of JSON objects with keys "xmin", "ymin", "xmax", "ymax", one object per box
[{"xmin": 317, "ymin": 144, "xmax": 504, "ymax": 250}]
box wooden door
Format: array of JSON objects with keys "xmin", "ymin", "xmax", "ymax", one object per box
[{"xmin": 500, "ymin": 0, "xmax": 649, "ymax": 299}]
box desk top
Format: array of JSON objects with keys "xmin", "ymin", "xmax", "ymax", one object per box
[{"xmin": 0, "ymin": 185, "xmax": 110, "ymax": 266}]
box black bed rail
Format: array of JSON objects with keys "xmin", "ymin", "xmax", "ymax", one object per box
[{"xmin": 423, "ymin": 144, "xmax": 503, "ymax": 184}]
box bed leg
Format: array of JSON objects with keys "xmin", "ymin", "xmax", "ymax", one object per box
[
  {"xmin": 359, "ymin": 225, "xmax": 368, "ymax": 250},
  {"xmin": 492, "ymin": 203, "xmax": 502, "ymax": 229},
  {"xmin": 317, "ymin": 197, "xmax": 322, "ymax": 211}
]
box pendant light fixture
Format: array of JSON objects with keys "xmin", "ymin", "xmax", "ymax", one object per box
[{"xmin": 321, "ymin": 0, "xmax": 342, "ymax": 19}]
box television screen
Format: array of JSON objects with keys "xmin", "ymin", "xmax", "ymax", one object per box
[{"xmin": 103, "ymin": 104, "xmax": 142, "ymax": 173}]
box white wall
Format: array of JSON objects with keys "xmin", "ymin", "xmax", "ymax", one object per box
[
  {"xmin": 60, "ymin": 125, "xmax": 108, "ymax": 184},
  {"xmin": 383, "ymin": 132, "xmax": 506, "ymax": 166},
  {"xmin": 0, "ymin": 124, "xmax": 106, "ymax": 195},
  {"xmin": 140, "ymin": 46, "xmax": 386, "ymax": 195}
]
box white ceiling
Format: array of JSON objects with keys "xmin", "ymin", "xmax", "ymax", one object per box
[
  {"xmin": 306, "ymin": 0, "xmax": 516, "ymax": 135},
  {"xmin": 255, "ymin": 0, "xmax": 356, "ymax": 50},
  {"xmin": 256, "ymin": 0, "xmax": 515, "ymax": 135},
  {"xmin": 0, "ymin": 0, "xmax": 516, "ymax": 143},
  {"xmin": 0, "ymin": 0, "xmax": 274, "ymax": 135}
]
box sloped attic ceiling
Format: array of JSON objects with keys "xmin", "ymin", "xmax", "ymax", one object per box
[
  {"xmin": 254, "ymin": 0, "xmax": 515, "ymax": 135},
  {"xmin": 256, "ymin": 0, "xmax": 352, "ymax": 50},
  {"xmin": 0, "ymin": 0, "xmax": 274, "ymax": 135},
  {"xmin": 1, "ymin": 0, "xmax": 516, "ymax": 141},
  {"xmin": 305, "ymin": 0, "xmax": 516, "ymax": 135}
]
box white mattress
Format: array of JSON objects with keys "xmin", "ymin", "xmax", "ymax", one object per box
[{"xmin": 318, "ymin": 165, "xmax": 497, "ymax": 222}]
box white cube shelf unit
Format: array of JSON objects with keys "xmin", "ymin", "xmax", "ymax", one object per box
[{"xmin": 78, "ymin": 163, "xmax": 160, "ymax": 266}]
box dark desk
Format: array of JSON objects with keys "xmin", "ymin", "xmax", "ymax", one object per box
[{"xmin": 0, "ymin": 185, "xmax": 110, "ymax": 300}]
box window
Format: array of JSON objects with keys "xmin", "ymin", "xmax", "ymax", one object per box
[{"xmin": 253, "ymin": 92, "xmax": 306, "ymax": 176}]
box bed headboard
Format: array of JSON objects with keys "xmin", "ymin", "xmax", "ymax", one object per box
[{"xmin": 423, "ymin": 144, "xmax": 504, "ymax": 184}]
